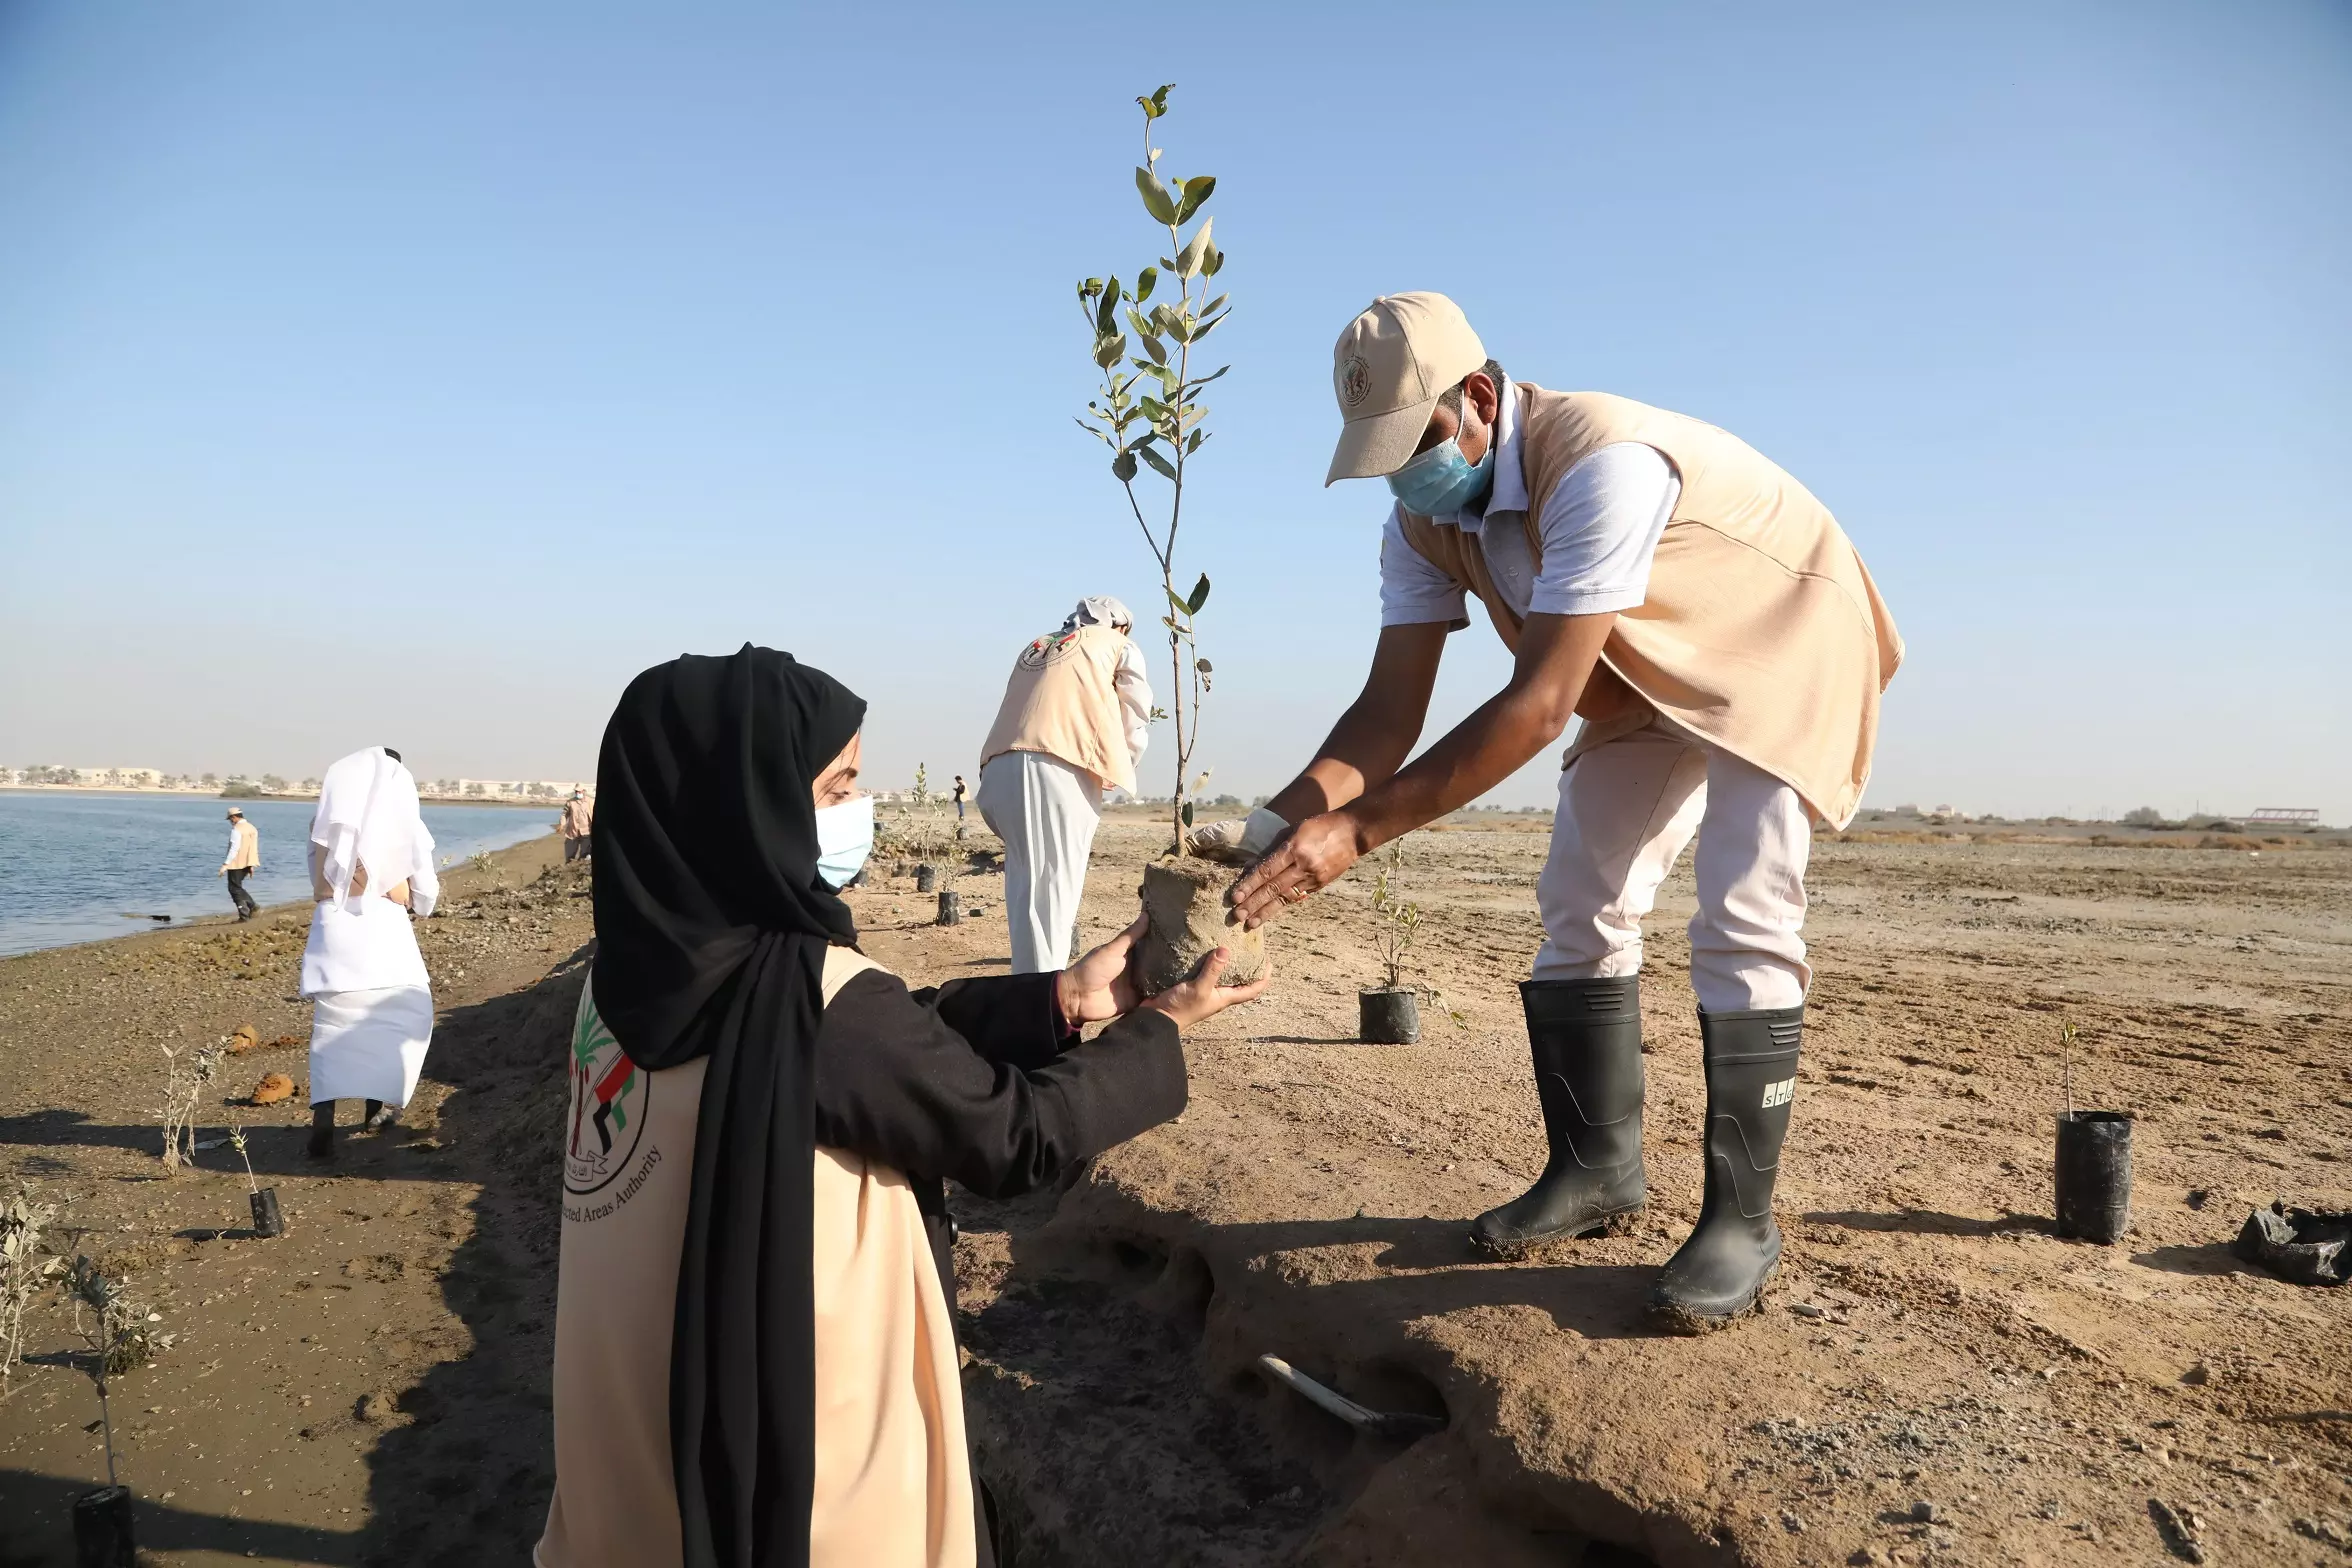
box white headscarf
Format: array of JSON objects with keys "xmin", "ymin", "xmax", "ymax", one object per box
[
  {"xmin": 310, "ymin": 748, "xmax": 437, "ymax": 911},
  {"xmin": 1065, "ymin": 595, "xmax": 1133, "ymax": 633}
]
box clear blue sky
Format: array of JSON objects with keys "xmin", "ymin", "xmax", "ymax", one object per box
[{"xmin": 3, "ymin": 2, "xmax": 2346, "ymax": 821}]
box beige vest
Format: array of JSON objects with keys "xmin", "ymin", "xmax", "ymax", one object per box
[
  {"xmin": 224, "ymin": 819, "xmax": 260, "ymax": 871},
  {"xmin": 1398, "ymin": 384, "xmax": 1902, "ymax": 827},
  {"xmin": 536, "ymin": 949, "xmax": 976, "ymax": 1568},
  {"xmin": 977, "ymin": 621, "xmax": 1135, "ymax": 793}
]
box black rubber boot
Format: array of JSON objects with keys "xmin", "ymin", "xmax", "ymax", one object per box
[
  {"xmin": 1649, "ymin": 1006, "xmax": 1803, "ymax": 1332},
  {"xmin": 1469, "ymin": 976, "xmax": 1647, "ymax": 1260},
  {"xmin": 307, "ymin": 1102, "xmax": 336, "ymax": 1160}
]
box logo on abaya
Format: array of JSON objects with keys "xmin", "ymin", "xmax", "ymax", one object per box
[
  {"xmin": 1016, "ymin": 630, "xmax": 1082, "ymax": 671},
  {"xmin": 565, "ymin": 987, "xmax": 648, "ymax": 1196}
]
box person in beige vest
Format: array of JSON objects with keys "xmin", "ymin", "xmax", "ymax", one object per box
[
  {"xmin": 1227, "ymin": 293, "xmax": 1902, "ymax": 1330},
  {"xmin": 975, "ymin": 596, "xmax": 1152, "ymax": 972},
  {"xmin": 558, "ymin": 788, "xmax": 594, "ymax": 862},
  {"xmin": 217, "ymin": 806, "xmax": 261, "ymax": 919},
  {"xmin": 538, "ymin": 646, "xmax": 1262, "ymax": 1568}
]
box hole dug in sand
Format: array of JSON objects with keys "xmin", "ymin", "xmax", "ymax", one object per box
[{"xmin": 966, "ymin": 1220, "xmax": 1667, "ymax": 1567}]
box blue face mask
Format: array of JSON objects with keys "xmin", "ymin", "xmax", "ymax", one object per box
[
  {"xmin": 1386, "ymin": 413, "xmax": 1495, "ymax": 517},
  {"xmin": 813, "ymin": 795, "xmax": 874, "ymax": 891}
]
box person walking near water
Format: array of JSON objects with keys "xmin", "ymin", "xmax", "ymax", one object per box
[
  {"xmin": 299, "ymin": 747, "xmax": 440, "ymax": 1158},
  {"xmin": 559, "ymin": 788, "xmax": 595, "ymax": 863},
  {"xmin": 977, "ymin": 596, "xmax": 1151, "ymax": 973},
  {"xmin": 1227, "ymin": 293, "xmax": 1902, "ymax": 1330},
  {"xmin": 218, "ymin": 806, "xmax": 260, "ymax": 920}
]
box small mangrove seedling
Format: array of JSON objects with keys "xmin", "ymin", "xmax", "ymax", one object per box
[
  {"xmin": 0, "ymin": 1184, "xmax": 62, "ymax": 1399},
  {"xmin": 155, "ymin": 1040, "xmax": 223, "ymax": 1172},
  {"xmin": 62, "ymin": 1257, "xmax": 173, "ymax": 1490},
  {"xmin": 225, "ymin": 1124, "xmax": 285, "ymax": 1238},
  {"xmin": 1369, "ymin": 846, "xmax": 1425, "ymax": 994}
]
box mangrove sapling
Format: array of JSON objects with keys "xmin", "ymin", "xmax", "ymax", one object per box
[
  {"xmin": 63, "ymin": 1257, "xmax": 173, "ymax": 1488},
  {"xmin": 155, "ymin": 1039, "xmax": 223, "ymax": 1172},
  {"xmin": 226, "ymin": 1124, "xmax": 284, "ymax": 1238},
  {"xmin": 1361, "ymin": 844, "xmax": 1425, "ymax": 1044},
  {"xmin": 1073, "ymin": 84, "xmax": 1263, "ymax": 990},
  {"xmin": 0, "ymin": 1184, "xmax": 62, "ymax": 1399}
]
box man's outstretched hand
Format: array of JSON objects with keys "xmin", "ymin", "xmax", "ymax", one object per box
[{"xmin": 1226, "ymin": 811, "xmax": 1365, "ymax": 931}]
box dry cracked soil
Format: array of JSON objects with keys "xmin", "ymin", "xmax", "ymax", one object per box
[{"xmin": 2, "ymin": 813, "xmax": 2348, "ymax": 1567}]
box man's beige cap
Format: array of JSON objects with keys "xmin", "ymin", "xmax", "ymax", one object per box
[{"xmin": 1325, "ymin": 291, "xmax": 1486, "ymax": 485}]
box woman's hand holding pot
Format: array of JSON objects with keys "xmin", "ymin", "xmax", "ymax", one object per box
[{"xmin": 1142, "ymin": 949, "xmax": 1271, "ymax": 1028}]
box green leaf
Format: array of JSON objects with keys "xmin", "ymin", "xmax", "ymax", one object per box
[
  {"xmin": 1174, "ymin": 216, "xmax": 1213, "ymax": 278},
  {"xmin": 1134, "ymin": 267, "xmax": 1157, "ymax": 303},
  {"xmin": 1186, "ymin": 572, "xmax": 1211, "ymax": 614},
  {"xmin": 1135, "ymin": 167, "xmax": 1178, "ymax": 224},
  {"xmin": 1138, "ymin": 395, "xmax": 1168, "ymax": 422},
  {"xmin": 1138, "ymin": 446, "xmax": 1177, "ymax": 481},
  {"xmin": 1135, "ymin": 334, "xmax": 1167, "ymax": 366},
  {"xmin": 1182, "ymin": 800, "xmax": 1194, "ymax": 826},
  {"xmin": 1159, "ymin": 256, "xmax": 1178, "ymax": 272},
  {"xmin": 1124, "ymin": 307, "xmax": 1160, "ymax": 341},
  {"xmin": 1166, "ymin": 314, "xmax": 1193, "ymax": 345},
  {"xmin": 1165, "ymin": 586, "xmax": 1191, "ymax": 618},
  {"xmin": 1112, "ymin": 449, "xmax": 1138, "ymax": 482},
  {"xmin": 1203, "ymin": 244, "xmax": 1224, "ymax": 277},
  {"xmin": 1175, "ymin": 174, "xmax": 1216, "ymax": 224},
  {"xmin": 1195, "ymin": 657, "xmax": 1212, "ymax": 673},
  {"xmin": 1184, "ymin": 365, "xmax": 1229, "ymax": 390},
  {"xmin": 1201, "ymin": 293, "xmax": 1228, "ymax": 318},
  {"xmin": 1095, "ymin": 278, "xmax": 1121, "ymax": 335},
  {"xmin": 1137, "ymin": 83, "xmax": 1173, "ymax": 118},
  {"xmin": 1185, "ymin": 428, "xmax": 1204, "ymax": 454},
  {"xmin": 1092, "ymin": 332, "xmax": 1127, "ymax": 369}
]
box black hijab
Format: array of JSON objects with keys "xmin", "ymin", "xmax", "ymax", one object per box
[{"xmin": 590, "ymin": 644, "xmax": 865, "ymax": 1568}]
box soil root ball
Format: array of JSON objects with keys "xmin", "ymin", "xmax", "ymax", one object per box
[{"xmin": 1138, "ymin": 859, "xmax": 1266, "ymax": 993}]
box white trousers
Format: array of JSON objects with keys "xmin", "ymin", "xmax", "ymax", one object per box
[
  {"xmin": 308, "ymin": 984, "xmax": 435, "ymax": 1107},
  {"xmin": 977, "ymin": 751, "xmax": 1102, "ymax": 974},
  {"xmin": 1531, "ymin": 724, "xmax": 1812, "ymax": 1012}
]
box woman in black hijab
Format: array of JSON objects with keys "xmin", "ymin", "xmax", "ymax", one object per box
[{"xmin": 539, "ymin": 646, "xmax": 1263, "ymax": 1568}]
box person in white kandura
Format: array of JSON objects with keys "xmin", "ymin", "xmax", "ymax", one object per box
[
  {"xmin": 1222, "ymin": 292, "xmax": 1902, "ymax": 1330},
  {"xmin": 300, "ymin": 746, "xmax": 441, "ymax": 1158},
  {"xmin": 976, "ymin": 596, "xmax": 1152, "ymax": 973}
]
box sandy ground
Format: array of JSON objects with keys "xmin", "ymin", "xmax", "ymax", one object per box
[{"xmin": 2, "ymin": 816, "xmax": 2348, "ymax": 1566}]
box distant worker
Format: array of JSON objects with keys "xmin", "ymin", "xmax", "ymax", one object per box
[
  {"xmin": 952, "ymin": 773, "xmax": 968, "ymax": 820},
  {"xmin": 977, "ymin": 596, "xmax": 1151, "ymax": 972},
  {"xmin": 300, "ymin": 747, "xmax": 440, "ymax": 1158},
  {"xmin": 559, "ymin": 788, "xmax": 595, "ymax": 863},
  {"xmin": 218, "ymin": 806, "xmax": 261, "ymax": 921},
  {"xmin": 1228, "ymin": 294, "xmax": 1902, "ymax": 1330}
]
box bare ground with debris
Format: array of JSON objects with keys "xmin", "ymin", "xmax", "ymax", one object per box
[{"xmin": 3, "ymin": 817, "xmax": 2349, "ymax": 1566}]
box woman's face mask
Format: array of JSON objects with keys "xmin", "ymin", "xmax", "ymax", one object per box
[
  {"xmin": 1386, "ymin": 403, "xmax": 1495, "ymax": 517},
  {"xmin": 813, "ymin": 794, "xmax": 874, "ymax": 890}
]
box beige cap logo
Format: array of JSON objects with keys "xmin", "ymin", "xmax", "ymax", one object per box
[{"xmin": 1325, "ymin": 292, "xmax": 1486, "ymax": 486}]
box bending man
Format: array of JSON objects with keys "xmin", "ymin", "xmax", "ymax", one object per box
[
  {"xmin": 1229, "ymin": 293, "xmax": 1901, "ymax": 1330},
  {"xmin": 977, "ymin": 596, "xmax": 1151, "ymax": 973}
]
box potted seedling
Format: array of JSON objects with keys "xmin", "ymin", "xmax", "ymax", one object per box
[
  {"xmin": 1073, "ymin": 84, "xmax": 1263, "ymax": 992},
  {"xmin": 2052, "ymin": 1020, "xmax": 2133, "ymax": 1242},
  {"xmin": 1360, "ymin": 845, "xmax": 1424, "ymax": 1044},
  {"xmin": 226, "ymin": 1123, "xmax": 284, "ymax": 1238},
  {"xmin": 62, "ymin": 1256, "xmax": 173, "ymax": 1567}
]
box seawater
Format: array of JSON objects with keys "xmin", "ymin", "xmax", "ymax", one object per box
[{"xmin": 0, "ymin": 791, "xmax": 560, "ymax": 958}]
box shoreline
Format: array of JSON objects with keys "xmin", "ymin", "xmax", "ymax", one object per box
[
  {"xmin": 0, "ymin": 825, "xmax": 562, "ymax": 965},
  {"xmin": 0, "ymin": 785, "xmax": 561, "ymax": 808}
]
